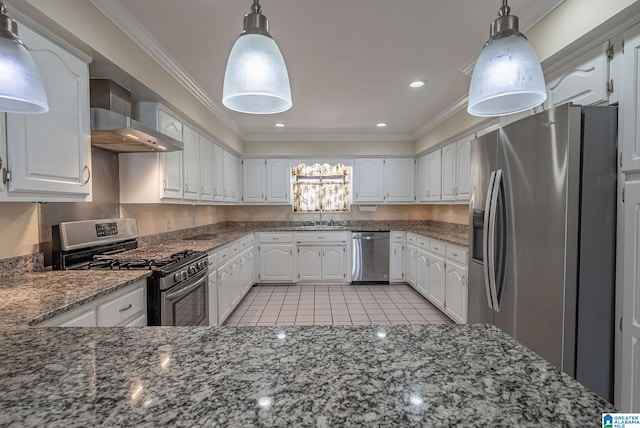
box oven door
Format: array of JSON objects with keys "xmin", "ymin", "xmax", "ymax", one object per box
[{"xmin": 160, "ymin": 269, "xmax": 209, "ymax": 326}]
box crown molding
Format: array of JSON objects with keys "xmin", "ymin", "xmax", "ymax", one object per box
[
  {"xmin": 243, "ymin": 132, "xmax": 415, "ymax": 143},
  {"xmin": 88, "ymin": 0, "xmax": 243, "ymax": 139}
]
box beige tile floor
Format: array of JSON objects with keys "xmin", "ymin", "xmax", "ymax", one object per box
[{"xmin": 223, "ymin": 284, "xmax": 453, "ymax": 327}]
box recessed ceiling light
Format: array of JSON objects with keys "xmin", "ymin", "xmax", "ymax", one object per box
[
  {"xmin": 408, "ymin": 80, "xmax": 426, "ymax": 88},
  {"xmin": 274, "ymin": 123, "xmax": 285, "ymax": 128},
  {"xmin": 376, "ymin": 122, "xmax": 387, "ymax": 128}
]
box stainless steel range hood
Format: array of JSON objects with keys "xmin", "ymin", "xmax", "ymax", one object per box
[{"xmin": 90, "ymin": 79, "xmax": 183, "ymax": 153}]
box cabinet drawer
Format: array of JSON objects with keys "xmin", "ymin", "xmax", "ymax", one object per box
[
  {"xmin": 391, "ymin": 231, "xmax": 404, "ymax": 242},
  {"xmin": 406, "ymin": 233, "xmax": 417, "ymax": 244},
  {"xmin": 218, "ymin": 246, "xmax": 231, "ymax": 264},
  {"xmin": 446, "ymin": 245, "xmax": 468, "ymax": 265},
  {"xmin": 124, "ymin": 313, "xmax": 147, "ymax": 327},
  {"xmin": 259, "ymin": 233, "xmax": 293, "ymax": 243},
  {"xmin": 59, "ymin": 309, "xmax": 97, "ymax": 327},
  {"xmin": 416, "ymin": 235, "xmax": 430, "ymax": 250},
  {"xmin": 229, "ymin": 241, "xmax": 241, "ymax": 257},
  {"xmin": 295, "ymin": 231, "xmax": 349, "ymax": 243},
  {"xmin": 208, "ymin": 252, "xmax": 218, "ymax": 268},
  {"xmin": 97, "ymin": 286, "xmax": 145, "ymax": 327},
  {"xmin": 429, "ymin": 240, "xmax": 446, "ymax": 256}
]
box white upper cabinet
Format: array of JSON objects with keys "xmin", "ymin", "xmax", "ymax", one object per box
[
  {"xmin": 3, "ymin": 25, "xmax": 91, "ymax": 201},
  {"xmin": 427, "ymin": 149, "xmax": 442, "ymax": 201},
  {"xmin": 243, "ymin": 159, "xmax": 267, "ymax": 203},
  {"xmin": 456, "ymin": 136, "xmax": 472, "ymax": 200},
  {"xmin": 384, "ymin": 158, "xmax": 415, "ymax": 202},
  {"xmin": 266, "ymin": 159, "xmax": 290, "ymax": 203},
  {"xmin": 623, "ymin": 22, "xmax": 640, "ymax": 173},
  {"xmin": 416, "ymin": 154, "xmax": 429, "ymax": 202},
  {"xmin": 182, "ymin": 124, "xmax": 200, "ymax": 201},
  {"xmin": 441, "ymin": 143, "xmax": 457, "ymax": 201},
  {"xmin": 545, "ymin": 42, "xmax": 611, "ymax": 109},
  {"xmin": 199, "ymin": 136, "xmax": 214, "ymax": 202},
  {"xmin": 353, "ymin": 158, "xmax": 384, "ymax": 203},
  {"xmin": 224, "ymin": 151, "xmax": 241, "ymax": 203},
  {"xmin": 213, "ymin": 144, "xmax": 225, "ymax": 202}
]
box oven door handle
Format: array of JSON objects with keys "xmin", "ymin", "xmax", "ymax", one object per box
[{"xmin": 165, "ymin": 272, "xmax": 207, "ymax": 302}]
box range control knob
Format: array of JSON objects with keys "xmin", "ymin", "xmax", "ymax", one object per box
[
  {"xmin": 188, "ymin": 266, "xmax": 198, "ymax": 275},
  {"xmin": 174, "ymin": 271, "xmax": 185, "ymax": 282},
  {"xmin": 197, "ymin": 261, "xmax": 205, "ymax": 269}
]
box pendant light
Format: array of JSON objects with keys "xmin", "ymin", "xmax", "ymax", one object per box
[
  {"xmin": 467, "ymin": 0, "xmax": 546, "ymax": 117},
  {"xmin": 222, "ymin": 0, "xmax": 292, "ymax": 115},
  {"xmin": 0, "ymin": 1, "xmax": 48, "ymax": 114}
]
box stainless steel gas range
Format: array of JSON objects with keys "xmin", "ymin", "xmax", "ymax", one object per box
[{"xmin": 52, "ymin": 218, "xmax": 209, "ymax": 326}]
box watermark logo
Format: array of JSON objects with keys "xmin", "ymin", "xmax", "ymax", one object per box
[{"xmin": 603, "ymin": 413, "xmax": 640, "ymax": 428}]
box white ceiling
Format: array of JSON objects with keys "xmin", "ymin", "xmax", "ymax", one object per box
[{"xmin": 92, "ymin": 0, "xmax": 562, "ymax": 142}]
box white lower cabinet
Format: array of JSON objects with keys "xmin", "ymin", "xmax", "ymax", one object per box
[
  {"xmin": 257, "ymin": 233, "xmax": 295, "ymax": 282},
  {"xmin": 215, "ymin": 236, "xmax": 255, "ymax": 325},
  {"xmin": 297, "ymin": 245, "xmax": 347, "ymax": 282},
  {"xmin": 298, "ymin": 246, "xmax": 323, "ymax": 281},
  {"xmin": 427, "ymin": 252, "xmax": 446, "ymax": 311},
  {"xmin": 389, "ymin": 232, "xmax": 404, "ymax": 282},
  {"xmin": 208, "ymin": 252, "xmax": 218, "ymax": 326},
  {"xmin": 402, "ymin": 233, "xmax": 468, "ymax": 323},
  {"xmin": 40, "ymin": 279, "xmax": 146, "ymax": 327},
  {"xmin": 445, "ymin": 260, "xmax": 468, "ymax": 324},
  {"xmin": 217, "ymin": 261, "xmax": 233, "ymax": 324}
]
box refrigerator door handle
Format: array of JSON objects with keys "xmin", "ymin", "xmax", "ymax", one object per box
[
  {"xmin": 487, "ymin": 169, "xmax": 503, "ymax": 311},
  {"xmin": 483, "ymin": 170, "xmax": 497, "ymax": 310}
]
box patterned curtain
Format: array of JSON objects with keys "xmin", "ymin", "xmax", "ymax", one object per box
[{"xmin": 292, "ymin": 163, "xmax": 351, "ymax": 213}]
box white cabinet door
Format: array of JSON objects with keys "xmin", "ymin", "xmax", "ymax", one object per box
[
  {"xmin": 623, "ymin": 23, "xmax": 640, "ymax": 173},
  {"xmin": 441, "ymin": 143, "xmax": 457, "ymax": 201},
  {"xmin": 456, "ymin": 136, "xmax": 472, "ymax": 200},
  {"xmin": 96, "ymin": 285, "xmax": 145, "ymax": 327},
  {"xmin": 5, "ymin": 25, "xmax": 91, "ymax": 199},
  {"xmin": 445, "ymin": 260, "xmax": 467, "ymax": 324},
  {"xmin": 243, "ymin": 159, "xmax": 267, "ymax": 203},
  {"xmin": 199, "ymin": 136, "xmax": 214, "ymax": 202},
  {"xmin": 621, "ymin": 180, "xmax": 640, "ymax": 411},
  {"xmin": 182, "ymin": 125, "xmax": 200, "ymax": 201},
  {"xmin": 428, "ymin": 253, "xmax": 446, "ymax": 311},
  {"xmin": 416, "ymin": 248, "xmax": 429, "ymax": 297},
  {"xmin": 405, "ymin": 244, "xmax": 417, "ymax": 286},
  {"xmin": 354, "ymin": 158, "xmax": 384, "ymax": 203},
  {"xmin": 298, "ymin": 246, "xmax": 322, "ymax": 281},
  {"xmin": 208, "ymin": 268, "xmax": 218, "ymax": 326},
  {"xmin": 156, "ymin": 108, "xmax": 183, "ymax": 142},
  {"xmin": 213, "ymin": 144, "xmax": 224, "ymax": 202},
  {"xmin": 390, "ymin": 242, "xmax": 404, "ymax": 282},
  {"xmin": 259, "ymin": 244, "xmax": 295, "ymax": 282},
  {"xmin": 161, "ymin": 151, "xmax": 183, "ymax": 200},
  {"xmin": 223, "ymin": 151, "xmax": 236, "ymax": 202},
  {"xmin": 266, "ymin": 159, "xmax": 290, "ymax": 203},
  {"xmin": 217, "ymin": 262, "xmax": 233, "ymax": 324},
  {"xmin": 322, "ymin": 246, "xmax": 346, "ymax": 281},
  {"xmin": 545, "ymin": 42, "xmax": 609, "ymax": 109},
  {"xmin": 384, "ymin": 158, "xmax": 415, "ymax": 202},
  {"xmin": 427, "ymin": 150, "xmax": 442, "ymax": 201},
  {"xmin": 416, "ymin": 154, "xmax": 429, "ymax": 202}
]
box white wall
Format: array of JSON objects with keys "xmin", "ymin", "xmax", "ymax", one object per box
[{"xmin": 243, "ymin": 140, "xmax": 415, "ymax": 158}]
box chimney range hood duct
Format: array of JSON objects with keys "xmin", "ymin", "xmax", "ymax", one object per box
[{"xmin": 89, "ymin": 79, "xmax": 183, "ymax": 153}]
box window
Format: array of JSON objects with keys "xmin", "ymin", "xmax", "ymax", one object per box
[{"xmin": 291, "ymin": 163, "xmax": 351, "ymax": 213}]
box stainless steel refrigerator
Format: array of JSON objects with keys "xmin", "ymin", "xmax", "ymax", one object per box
[{"xmin": 468, "ymin": 103, "xmax": 617, "ymax": 402}]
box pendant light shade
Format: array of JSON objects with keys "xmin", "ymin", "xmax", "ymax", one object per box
[
  {"xmin": 223, "ymin": 0, "xmax": 292, "ymax": 115},
  {"xmin": 468, "ymin": 1, "xmax": 546, "ymax": 117},
  {"xmin": 0, "ymin": 2, "xmax": 48, "ymax": 114}
]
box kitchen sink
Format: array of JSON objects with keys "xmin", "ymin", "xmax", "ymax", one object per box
[
  {"xmin": 294, "ymin": 225, "xmax": 347, "ymax": 231},
  {"xmin": 183, "ymin": 233, "xmax": 219, "ymax": 240}
]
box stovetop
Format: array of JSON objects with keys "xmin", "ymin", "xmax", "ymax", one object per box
[{"xmin": 86, "ymin": 249, "xmax": 200, "ymax": 271}]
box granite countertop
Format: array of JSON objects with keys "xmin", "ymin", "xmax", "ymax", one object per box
[
  {"xmin": 0, "ymin": 270, "xmax": 151, "ymax": 328},
  {"xmin": 0, "ymin": 324, "xmax": 612, "ymax": 427}
]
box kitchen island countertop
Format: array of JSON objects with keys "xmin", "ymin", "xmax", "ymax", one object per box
[{"xmin": 0, "ymin": 324, "xmax": 612, "ymax": 427}]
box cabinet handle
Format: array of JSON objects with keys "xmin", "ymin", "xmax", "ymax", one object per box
[
  {"xmin": 185, "ymin": 183, "xmax": 189, "ymax": 192},
  {"xmin": 272, "ymin": 237, "xmax": 280, "ymax": 240},
  {"xmin": 163, "ymin": 180, "xmax": 168, "ymax": 191},
  {"xmin": 201, "ymin": 186, "xmax": 204, "ymax": 195},
  {"xmin": 81, "ymin": 165, "xmax": 91, "ymax": 185},
  {"xmin": 119, "ymin": 304, "xmax": 132, "ymax": 312},
  {"xmin": 451, "ymin": 252, "xmax": 458, "ymax": 257}
]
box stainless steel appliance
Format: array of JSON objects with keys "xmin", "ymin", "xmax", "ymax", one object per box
[
  {"xmin": 89, "ymin": 79, "xmax": 183, "ymax": 153},
  {"xmin": 52, "ymin": 218, "xmax": 209, "ymax": 326},
  {"xmin": 468, "ymin": 104, "xmax": 617, "ymax": 402},
  {"xmin": 351, "ymin": 231, "xmax": 390, "ymax": 284}
]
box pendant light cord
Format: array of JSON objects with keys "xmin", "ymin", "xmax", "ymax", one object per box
[{"xmin": 499, "ymin": 0, "xmax": 510, "ymax": 17}]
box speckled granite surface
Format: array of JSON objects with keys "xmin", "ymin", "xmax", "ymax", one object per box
[
  {"xmin": 0, "ymin": 270, "xmax": 150, "ymax": 327},
  {"xmin": 0, "ymin": 252, "xmax": 44, "ymax": 280},
  {"xmin": 0, "ymin": 324, "xmax": 612, "ymax": 427}
]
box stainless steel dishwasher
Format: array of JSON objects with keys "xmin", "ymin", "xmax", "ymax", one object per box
[{"xmin": 351, "ymin": 231, "xmax": 390, "ymax": 284}]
